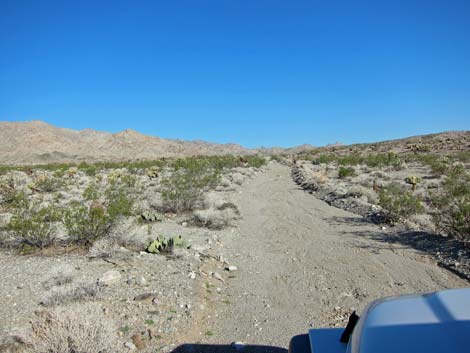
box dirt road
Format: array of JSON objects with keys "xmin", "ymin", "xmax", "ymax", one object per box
[{"xmin": 190, "ymin": 163, "xmax": 466, "ymax": 350}]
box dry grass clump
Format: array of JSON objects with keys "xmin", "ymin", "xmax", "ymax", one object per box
[
  {"xmin": 43, "ymin": 264, "xmax": 75, "ymax": 289},
  {"xmin": 193, "ymin": 203, "xmax": 240, "ymax": 230},
  {"xmin": 25, "ymin": 304, "xmax": 122, "ymax": 353},
  {"xmin": 41, "ymin": 281, "xmax": 104, "ymax": 307}
]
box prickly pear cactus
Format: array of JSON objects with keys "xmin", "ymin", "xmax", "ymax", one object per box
[
  {"xmin": 146, "ymin": 236, "xmax": 178, "ymax": 254},
  {"xmin": 146, "ymin": 238, "xmax": 163, "ymax": 254},
  {"xmin": 141, "ymin": 211, "xmax": 163, "ymax": 223}
]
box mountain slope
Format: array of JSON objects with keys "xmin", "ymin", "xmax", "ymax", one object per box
[{"xmin": 0, "ymin": 121, "xmax": 253, "ymax": 165}]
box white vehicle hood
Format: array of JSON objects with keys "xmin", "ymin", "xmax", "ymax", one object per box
[{"xmin": 348, "ymin": 288, "xmax": 470, "ymax": 353}]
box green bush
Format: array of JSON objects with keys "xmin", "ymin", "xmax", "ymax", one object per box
[
  {"xmin": 245, "ymin": 155, "xmax": 267, "ymax": 168},
  {"xmin": 161, "ymin": 158, "xmax": 220, "ymax": 213},
  {"xmin": 0, "ymin": 178, "xmax": 28, "ymax": 210},
  {"xmin": 83, "ymin": 183, "xmax": 100, "ymax": 201},
  {"xmin": 414, "ymin": 154, "xmax": 448, "ymax": 175},
  {"xmin": 364, "ymin": 152, "xmax": 401, "ymax": 168},
  {"xmin": 33, "ymin": 176, "xmax": 65, "ymax": 193},
  {"xmin": 7, "ymin": 202, "xmax": 61, "ymax": 252},
  {"xmin": 431, "ymin": 165, "xmax": 470, "ymax": 242},
  {"xmin": 338, "ymin": 166, "xmax": 356, "ymax": 179},
  {"xmin": 65, "ymin": 187, "xmax": 134, "ymax": 247},
  {"xmin": 106, "ymin": 188, "xmax": 135, "ymax": 219},
  {"xmin": 338, "ymin": 154, "xmax": 363, "ymax": 166},
  {"xmin": 312, "ymin": 154, "xmax": 337, "ymax": 165},
  {"xmin": 63, "ymin": 202, "xmax": 111, "ymax": 248},
  {"xmin": 379, "ymin": 184, "xmax": 424, "ymax": 223}
]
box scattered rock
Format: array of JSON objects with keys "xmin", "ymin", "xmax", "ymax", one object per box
[
  {"xmin": 98, "ymin": 270, "xmax": 122, "ymax": 285},
  {"xmin": 135, "ymin": 276, "xmax": 147, "ymax": 286},
  {"xmin": 124, "ymin": 341, "xmax": 137, "ymax": 350},
  {"xmin": 225, "ymin": 265, "xmax": 238, "ymax": 272},
  {"xmin": 134, "ymin": 293, "xmax": 157, "ymax": 302},
  {"xmin": 211, "ymin": 272, "xmax": 225, "ymax": 282}
]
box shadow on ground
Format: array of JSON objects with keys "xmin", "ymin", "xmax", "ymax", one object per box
[
  {"xmin": 329, "ymin": 216, "xmax": 470, "ymax": 281},
  {"xmin": 171, "ymin": 344, "xmax": 287, "ymax": 353}
]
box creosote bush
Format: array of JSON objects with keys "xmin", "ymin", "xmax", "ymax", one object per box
[
  {"xmin": 431, "ymin": 165, "xmax": 470, "ymax": 243},
  {"xmin": 64, "ymin": 187, "xmax": 135, "ymax": 248},
  {"xmin": 33, "ymin": 175, "xmax": 65, "ymax": 193},
  {"xmin": 312, "ymin": 152, "xmax": 402, "ymax": 169},
  {"xmin": 379, "ymin": 184, "xmax": 424, "ymax": 223},
  {"xmin": 64, "ymin": 202, "xmax": 111, "ymax": 248},
  {"xmin": 338, "ymin": 166, "xmax": 356, "ymax": 179},
  {"xmin": 160, "ymin": 158, "xmax": 220, "ymax": 213},
  {"xmin": 7, "ymin": 202, "xmax": 61, "ymax": 252}
]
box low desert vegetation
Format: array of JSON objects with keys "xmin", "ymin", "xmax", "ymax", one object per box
[
  {"xmin": 297, "ymin": 146, "xmax": 469, "ymax": 245},
  {"xmin": 25, "ymin": 305, "xmax": 121, "ymax": 353},
  {"xmin": 7, "ymin": 201, "xmax": 62, "ymax": 253},
  {"xmin": 338, "ymin": 166, "xmax": 356, "ymax": 179},
  {"xmin": 0, "ymin": 155, "xmax": 266, "ymax": 253},
  {"xmin": 160, "ymin": 158, "xmax": 221, "ymax": 213},
  {"xmin": 431, "ymin": 165, "xmax": 470, "ymax": 243},
  {"xmin": 378, "ymin": 184, "xmax": 424, "ymax": 223}
]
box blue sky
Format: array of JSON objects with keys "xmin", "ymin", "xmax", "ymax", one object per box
[{"xmin": 1, "ymin": 1, "xmax": 469, "ymax": 148}]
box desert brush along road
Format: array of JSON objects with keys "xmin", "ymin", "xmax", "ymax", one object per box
[{"xmin": 181, "ymin": 162, "xmax": 466, "ymax": 351}]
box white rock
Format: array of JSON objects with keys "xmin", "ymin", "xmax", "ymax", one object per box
[
  {"xmin": 226, "ymin": 265, "xmax": 238, "ymax": 272},
  {"xmin": 124, "ymin": 342, "xmax": 136, "ymax": 350},
  {"xmin": 99, "ymin": 270, "xmax": 121, "ymax": 285},
  {"xmin": 136, "ymin": 276, "xmax": 147, "ymax": 286},
  {"xmin": 211, "ymin": 272, "xmax": 225, "ymax": 282}
]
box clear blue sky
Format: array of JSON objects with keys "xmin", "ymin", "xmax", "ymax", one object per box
[{"xmin": 1, "ymin": 1, "xmax": 469, "ymax": 148}]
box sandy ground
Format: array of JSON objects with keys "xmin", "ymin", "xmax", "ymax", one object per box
[{"xmin": 178, "ymin": 163, "xmax": 467, "ymax": 352}]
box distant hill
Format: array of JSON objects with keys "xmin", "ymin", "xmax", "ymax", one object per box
[
  {"xmin": 0, "ymin": 121, "xmax": 254, "ymax": 165},
  {"xmin": 0, "ymin": 120, "xmax": 468, "ymax": 165}
]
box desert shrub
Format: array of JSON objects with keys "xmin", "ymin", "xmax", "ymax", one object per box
[
  {"xmin": 379, "ymin": 184, "xmax": 424, "ymax": 223},
  {"xmin": 106, "ymin": 188, "xmax": 135, "ymax": 218},
  {"xmin": 41, "ymin": 281, "xmax": 104, "ymax": 306},
  {"xmin": 245, "ymin": 155, "xmax": 267, "ymax": 168},
  {"xmin": 78, "ymin": 162, "xmax": 98, "ymax": 176},
  {"xmin": 338, "ymin": 166, "xmax": 356, "ymax": 179},
  {"xmin": 160, "ymin": 158, "xmax": 220, "ymax": 213},
  {"xmin": 193, "ymin": 207, "xmax": 239, "ymax": 230},
  {"xmin": 34, "ymin": 176, "xmax": 65, "ymax": 192},
  {"xmin": 312, "ymin": 154, "xmax": 337, "ymax": 165},
  {"xmin": 414, "ymin": 154, "xmax": 448, "ymax": 175},
  {"xmin": 7, "ymin": 202, "xmax": 61, "ymax": 252},
  {"xmin": 431, "ymin": 165, "xmax": 470, "ymax": 242},
  {"xmin": 338, "ymin": 154, "xmax": 363, "ymax": 166},
  {"xmin": 43, "ymin": 264, "xmax": 75, "ymax": 289},
  {"xmin": 83, "ymin": 183, "xmax": 100, "ymax": 201},
  {"xmin": 270, "ymin": 154, "xmax": 285, "ymax": 163},
  {"xmin": 364, "ymin": 152, "xmax": 401, "ymax": 168},
  {"xmin": 65, "ymin": 188, "xmax": 134, "ymax": 247},
  {"xmin": 26, "ymin": 304, "xmax": 121, "ymax": 353},
  {"xmin": 453, "ymin": 151, "xmax": 470, "ymax": 163},
  {"xmin": 0, "ymin": 180, "xmax": 28, "ymax": 210},
  {"xmin": 63, "ymin": 202, "xmax": 112, "ymax": 248}
]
